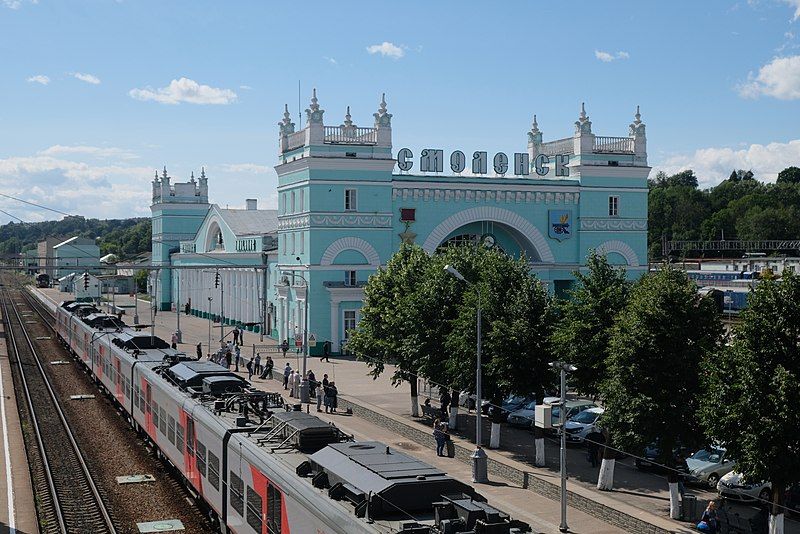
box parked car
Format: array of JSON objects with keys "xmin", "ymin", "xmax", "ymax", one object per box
[
  {"xmin": 507, "ymin": 399, "xmax": 539, "ymax": 428},
  {"xmin": 458, "ymin": 391, "xmax": 491, "ymax": 414},
  {"xmin": 717, "ymin": 472, "xmax": 772, "ymax": 504},
  {"xmin": 550, "ymin": 400, "xmax": 598, "ymax": 431},
  {"xmin": 686, "ymin": 446, "xmax": 736, "ymax": 487},
  {"xmin": 508, "ymin": 398, "xmax": 595, "ymax": 430},
  {"xmin": 635, "ymin": 442, "xmax": 694, "ymax": 472},
  {"xmin": 495, "ymin": 394, "xmax": 535, "ymax": 422},
  {"xmin": 563, "ymin": 407, "xmax": 604, "ymax": 444}
]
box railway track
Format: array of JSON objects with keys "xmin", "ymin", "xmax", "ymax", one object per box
[{"xmin": 1, "ymin": 285, "xmax": 118, "ymax": 534}]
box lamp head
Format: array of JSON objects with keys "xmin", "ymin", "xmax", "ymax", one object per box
[{"xmin": 444, "ymin": 264, "xmax": 466, "ymax": 282}]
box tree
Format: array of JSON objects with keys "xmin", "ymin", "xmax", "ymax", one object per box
[
  {"xmin": 345, "ymin": 244, "xmax": 448, "ymax": 418},
  {"xmin": 600, "ymin": 268, "xmax": 721, "ymax": 518},
  {"xmin": 441, "ymin": 245, "xmax": 554, "ymax": 450},
  {"xmin": 551, "ymin": 251, "xmax": 629, "ymax": 400},
  {"xmin": 776, "ymin": 166, "xmax": 800, "ymax": 185},
  {"xmin": 701, "ymin": 274, "xmax": 800, "ymax": 534}
]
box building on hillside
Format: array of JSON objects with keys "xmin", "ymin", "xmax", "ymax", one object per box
[
  {"xmin": 53, "ymin": 236, "xmax": 100, "ymax": 279},
  {"xmin": 152, "ymin": 92, "xmax": 650, "ymax": 354},
  {"xmin": 37, "ymin": 237, "xmax": 61, "ymax": 279},
  {"xmin": 21, "ymin": 249, "xmax": 38, "ymax": 274}
]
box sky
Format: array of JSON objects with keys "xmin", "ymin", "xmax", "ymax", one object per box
[{"xmin": 1, "ymin": 0, "xmax": 799, "ymax": 224}]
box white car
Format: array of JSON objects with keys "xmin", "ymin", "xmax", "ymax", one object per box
[
  {"xmin": 686, "ymin": 446, "xmax": 736, "ymax": 487},
  {"xmin": 717, "ymin": 471, "xmax": 772, "ymax": 504},
  {"xmin": 563, "ymin": 407, "xmax": 604, "ymax": 444}
]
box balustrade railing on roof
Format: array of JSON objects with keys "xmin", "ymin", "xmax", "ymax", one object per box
[
  {"xmin": 540, "ymin": 137, "xmax": 574, "ymax": 155},
  {"xmin": 323, "ymin": 126, "xmax": 377, "ymax": 145},
  {"xmin": 593, "ymin": 136, "xmax": 634, "ymax": 153},
  {"xmin": 286, "ymin": 130, "xmax": 306, "ymax": 151}
]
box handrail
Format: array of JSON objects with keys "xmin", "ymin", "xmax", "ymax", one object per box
[
  {"xmin": 286, "ymin": 130, "xmax": 306, "ymax": 151},
  {"xmin": 593, "ymin": 136, "xmax": 634, "ymax": 153},
  {"xmin": 540, "ymin": 137, "xmax": 574, "ymax": 155},
  {"xmin": 323, "ymin": 126, "xmax": 377, "ymax": 145}
]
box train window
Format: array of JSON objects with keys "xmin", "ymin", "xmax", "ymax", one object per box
[
  {"xmin": 186, "ymin": 420, "xmax": 195, "ymax": 456},
  {"xmin": 230, "ymin": 473, "xmax": 244, "ymax": 516},
  {"xmin": 175, "ymin": 423, "xmax": 184, "ymax": 453},
  {"xmin": 196, "ymin": 441, "xmax": 207, "ymax": 478},
  {"xmin": 246, "ymin": 486, "xmax": 263, "ymax": 531},
  {"xmin": 267, "ymin": 484, "xmax": 282, "ymax": 534},
  {"xmin": 152, "ymin": 402, "xmax": 160, "ymax": 429},
  {"xmin": 207, "ymin": 452, "xmax": 220, "ymax": 490},
  {"xmin": 159, "ymin": 407, "xmax": 166, "ymax": 435},
  {"xmin": 168, "ymin": 416, "xmax": 175, "ymax": 445}
]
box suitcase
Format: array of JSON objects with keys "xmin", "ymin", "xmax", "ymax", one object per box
[{"xmin": 446, "ymin": 440, "xmax": 455, "ymax": 458}]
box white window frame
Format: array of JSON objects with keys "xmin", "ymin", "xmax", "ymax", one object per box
[
  {"xmin": 291, "ymin": 233, "xmax": 296, "ymax": 255},
  {"xmin": 344, "ymin": 270, "xmax": 357, "ymax": 287},
  {"xmin": 608, "ymin": 195, "xmax": 619, "ymax": 217},
  {"xmin": 344, "ymin": 189, "xmax": 357, "ymax": 211},
  {"xmin": 291, "ymin": 191, "xmax": 296, "ymax": 214},
  {"xmin": 299, "ymin": 231, "xmax": 304, "ymax": 254},
  {"xmin": 281, "ymin": 193, "xmax": 286, "ymax": 215},
  {"xmin": 282, "ymin": 234, "xmax": 286, "ymax": 254},
  {"xmin": 298, "ymin": 189, "xmax": 304, "ymax": 212},
  {"xmin": 342, "ymin": 309, "xmax": 359, "ymax": 339}
]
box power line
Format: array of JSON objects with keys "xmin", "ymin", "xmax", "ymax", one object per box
[
  {"xmin": 0, "ymin": 209, "xmax": 25, "ymax": 223},
  {"xmin": 0, "ymin": 192, "xmax": 73, "ymax": 217}
]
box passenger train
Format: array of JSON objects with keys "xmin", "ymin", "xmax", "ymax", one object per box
[{"xmin": 53, "ymin": 297, "xmax": 529, "ymax": 534}]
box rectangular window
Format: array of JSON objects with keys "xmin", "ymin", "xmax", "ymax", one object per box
[
  {"xmin": 281, "ymin": 193, "xmax": 286, "ymax": 215},
  {"xmin": 175, "ymin": 422, "xmax": 185, "ymax": 453},
  {"xmin": 291, "ymin": 233, "xmax": 296, "ymax": 255},
  {"xmin": 207, "ymin": 451, "xmax": 220, "ymax": 490},
  {"xmin": 247, "ymin": 486, "xmax": 263, "ymax": 532},
  {"xmin": 344, "ymin": 271, "xmax": 357, "ymax": 287},
  {"xmin": 230, "ymin": 472, "xmax": 245, "ymax": 516},
  {"xmin": 299, "ymin": 232, "xmax": 304, "ymax": 254},
  {"xmin": 196, "ymin": 441, "xmax": 207, "ymax": 478},
  {"xmin": 186, "ymin": 419, "xmax": 195, "ymax": 456},
  {"xmin": 159, "ymin": 407, "xmax": 167, "ymax": 435},
  {"xmin": 608, "ymin": 195, "xmax": 619, "ymax": 217},
  {"xmin": 152, "ymin": 402, "xmax": 160, "ymax": 429},
  {"xmin": 298, "ymin": 189, "xmax": 304, "ymax": 212},
  {"xmin": 344, "ymin": 189, "xmax": 357, "ymax": 211},
  {"xmin": 290, "ymin": 191, "xmax": 296, "ymax": 214},
  {"xmin": 343, "ymin": 310, "xmax": 357, "ymax": 340},
  {"xmin": 267, "ymin": 485, "xmax": 283, "ymax": 534},
  {"xmin": 168, "ymin": 415, "xmax": 176, "ymax": 445}
]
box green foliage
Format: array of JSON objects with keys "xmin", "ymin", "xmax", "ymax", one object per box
[
  {"xmin": 0, "ymin": 215, "xmax": 150, "ymax": 259},
  {"xmin": 134, "ymin": 269, "xmax": 148, "ymax": 293},
  {"xmin": 649, "ymin": 166, "xmax": 800, "ymax": 257},
  {"xmin": 551, "ymin": 251, "xmax": 629, "ymax": 399},
  {"xmin": 601, "ymin": 268, "xmax": 722, "ymax": 462},
  {"xmin": 701, "ymin": 274, "xmax": 800, "ymax": 494}
]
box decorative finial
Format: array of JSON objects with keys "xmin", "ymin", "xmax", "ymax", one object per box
[
  {"xmin": 343, "ymin": 106, "xmax": 353, "ymax": 128},
  {"xmin": 200, "ymin": 166, "xmax": 206, "ymax": 179},
  {"xmin": 162, "ymin": 165, "xmax": 168, "ymax": 179},
  {"xmin": 283, "ymin": 104, "xmax": 291, "ymax": 124},
  {"xmin": 531, "ymin": 114, "xmax": 540, "ymax": 134},
  {"xmin": 379, "ymin": 93, "xmax": 387, "ymax": 114},
  {"xmin": 373, "ymin": 92, "xmax": 392, "ymax": 127},
  {"xmin": 575, "ymin": 102, "xmax": 592, "ymax": 134},
  {"xmin": 579, "ymin": 102, "xmax": 588, "ymax": 122},
  {"xmin": 309, "ymin": 88, "xmax": 319, "ymax": 112},
  {"xmin": 190, "ymin": 171, "xmax": 195, "ymax": 181},
  {"xmin": 634, "ymin": 105, "xmax": 641, "ymax": 125},
  {"xmin": 305, "ymin": 88, "xmax": 324, "ymax": 124},
  {"xmin": 154, "ymin": 170, "xmax": 158, "ymax": 180}
]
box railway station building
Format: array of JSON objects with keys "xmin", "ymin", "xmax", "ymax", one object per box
[{"xmin": 152, "ymin": 91, "xmax": 650, "ymax": 354}]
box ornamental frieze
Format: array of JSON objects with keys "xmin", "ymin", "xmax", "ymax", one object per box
[
  {"xmin": 580, "ymin": 218, "xmax": 647, "ymax": 231},
  {"xmin": 391, "ymin": 188, "xmax": 579, "ymax": 205}
]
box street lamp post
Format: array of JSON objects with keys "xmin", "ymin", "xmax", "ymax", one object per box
[
  {"xmin": 207, "ymin": 296, "xmax": 213, "ymax": 358},
  {"xmin": 549, "ymin": 360, "xmax": 577, "ymax": 533},
  {"xmin": 444, "ymin": 264, "xmax": 488, "ymax": 484},
  {"xmin": 282, "ymin": 271, "xmax": 310, "ymax": 403},
  {"xmin": 175, "ymin": 269, "xmax": 182, "ymax": 343}
]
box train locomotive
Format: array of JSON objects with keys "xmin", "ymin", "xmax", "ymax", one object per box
[{"xmin": 53, "ymin": 298, "xmax": 530, "ymax": 534}]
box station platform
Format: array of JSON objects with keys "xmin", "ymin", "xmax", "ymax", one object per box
[
  {"xmin": 34, "ymin": 287, "xmax": 695, "ymax": 533},
  {"xmin": 0, "ymin": 305, "xmax": 39, "ymax": 534}
]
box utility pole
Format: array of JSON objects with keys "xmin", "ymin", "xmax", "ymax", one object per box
[
  {"xmin": 176, "ymin": 268, "xmax": 182, "ymax": 343},
  {"xmin": 549, "ymin": 361, "xmax": 577, "ymax": 533}
]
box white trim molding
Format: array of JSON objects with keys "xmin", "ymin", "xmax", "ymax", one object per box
[
  {"xmin": 596, "ymin": 239, "xmax": 640, "ymax": 267},
  {"xmin": 326, "ymin": 286, "xmax": 366, "ymax": 350},
  {"xmin": 320, "ymin": 237, "xmax": 381, "ymax": 267},
  {"xmin": 422, "ymin": 206, "xmax": 555, "ymax": 262}
]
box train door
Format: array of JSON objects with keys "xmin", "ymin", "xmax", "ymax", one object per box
[
  {"xmin": 114, "ymin": 358, "xmax": 122, "ymax": 402},
  {"xmin": 181, "ymin": 411, "xmax": 201, "ymax": 492},
  {"xmin": 144, "ymin": 381, "xmax": 154, "ymax": 436}
]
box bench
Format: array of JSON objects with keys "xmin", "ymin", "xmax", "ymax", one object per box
[{"xmin": 419, "ymin": 402, "xmax": 444, "ymax": 420}]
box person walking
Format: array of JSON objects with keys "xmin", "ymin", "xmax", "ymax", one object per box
[
  {"xmin": 184, "ymin": 302, "xmax": 190, "ymax": 315},
  {"xmin": 283, "ymin": 363, "xmax": 292, "ymax": 389},
  {"xmin": 439, "ymin": 387, "xmax": 451, "ymax": 418},
  {"xmin": 254, "ymin": 354, "xmax": 262, "ymax": 376},
  {"xmin": 170, "ymin": 332, "xmax": 178, "ymax": 350},
  {"xmin": 293, "ymin": 371, "xmax": 301, "ymax": 398},
  {"xmin": 586, "ymin": 431, "xmax": 602, "ymax": 468},
  {"xmin": 246, "ymin": 357, "xmax": 254, "ymax": 380},
  {"xmin": 676, "ymin": 452, "xmax": 690, "ymax": 499},
  {"xmin": 260, "ymin": 356, "xmax": 274, "ymax": 380},
  {"xmin": 232, "ymin": 326, "xmax": 240, "ymax": 346},
  {"xmin": 322, "ymin": 373, "xmax": 329, "ymax": 388},
  {"xmin": 288, "ymin": 370, "xmax": 296, "ymax": 397},
  {"xmin": 234, "ymin": 344, "xmax": 241, "ymax": 372},
  {"xmin": 225, "ymin": 350, "xmax": 232, "ymax": 370},
  {"xmin": 328, "ymin": 382, "xmax": 338, "ymax": 413},
  {"xmin": 196, "ymin": 342, "xmax": 203, "ymax": 361},
  {"xmin": 316, "ymin": 381, "xmax": 324, "ymax": 411},
  {"xmin": 281, "ymin": 339, "xmax": 289, "ymax": 358},
  {"xmin": 433, "ymin": 419, "xmax": 447, "ymax": 457},
  {"xmin": 320, "ymin": 340, "xmax": 330, "ymax": 362},
  {"xmin": 239, "ymin": 327, "xmax": 244, "ymax": 345},
  {"xmin": 307, "ymin": 370, "xmax": 317, "ymax": 398},
  {"xmin": 697, "ymin": 501, "xmax": 719, "ymax": 533}
]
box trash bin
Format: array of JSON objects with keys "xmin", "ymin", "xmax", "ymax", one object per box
[{"xmin": 681, "ymin": 494, "xmax": 698, "ymax": 521}]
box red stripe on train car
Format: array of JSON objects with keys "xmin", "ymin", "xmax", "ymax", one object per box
[{"xmin": 179, "ymin": 408, "xmax": 202, "ymax": 494}]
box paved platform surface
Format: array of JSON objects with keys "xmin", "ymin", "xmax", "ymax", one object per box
[
  {"xmin": 35, "ymin": 287, "xmax": 731, "ymax": 532},
  {"xmin": 0, "ymin": 304, "xmax": 39, "ymax": 534}
]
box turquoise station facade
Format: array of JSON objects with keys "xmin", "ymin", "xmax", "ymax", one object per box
[{"xmin": 152, "ymin": 91, "xmax": 649, "ymax": 354}]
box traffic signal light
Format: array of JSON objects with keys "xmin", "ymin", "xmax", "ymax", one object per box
[
  {"xmin": 83, "ymin": 272, "xmax": 89, "ymax": 290},
  {"xmin": 214, "ymin": 271, "xmax": 220, "ymax": 288}
]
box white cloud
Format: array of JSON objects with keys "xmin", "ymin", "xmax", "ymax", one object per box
[
  {"xmin": 366, "ymin": 41, "xmax": 404, "ymax": 59},
  {"xmin": 654, "ymin": 139, "xmax": 800, "ymax": 188},
  {"xmin": 239, "ymin": 85, "xmax": 253, "ymax": 90},
  {"xmin": 323, "ymin": 56, "xmax": 338, "ymax": 65},
  {"xmin": 783, "ymin": 0, "xmax": 800, "ymax": 20},
  {"xmin": 219, "ymin": 163, "xmax": 270, "ymax": 174},
  {"xmin": 39, "ymin": 145, "xmax": 138, "ymax": 160},
  {"xmin": 595, "ymin": 50, "xmax": 630, "ymax": 62},
  {"xmin": 129, "ymin": 77, "xmax": 237, "ymax": 105},
  {"xmin": 738, "ymin": 55, "xmax": 800, "ymax": 100},
  {"xmin": 27, "ymin": 74, "xmax": 50, "ymax": 85},
  {"xmin": 72, "ymin": 72, "xmax": 101, "ymax": 85}
]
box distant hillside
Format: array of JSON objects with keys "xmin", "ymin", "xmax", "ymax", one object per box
[{"xmin": 0, "ymin": 215, "xmax": 151, "ymax": 260}]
